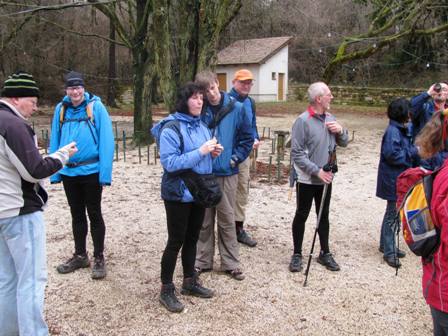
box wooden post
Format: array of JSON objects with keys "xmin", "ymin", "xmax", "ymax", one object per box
[
  {"xmin": 268, "ymin": 156, "xmax": 272, "ymax": 182},
  {"xmin": 122, "ymin": 130, "xmax": 126, "ymax": 162},
  {"xmin": 147, "ymin": 145, "xmax": 150, "ymax": 165},
  {"xmin": 114, "ymin": 121, "xmax": 118, "ymax": 140},
  {"xmin": 115, "ymin": 143, "xmax": 119, "ymax": 161},
  {"xmin": 138, "ymin": 143, "xmax": 142, "ymax": 164}
]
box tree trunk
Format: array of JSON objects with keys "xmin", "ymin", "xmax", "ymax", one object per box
[{"xmin": 107, "ymin": 18, "xmax": 118, "ymax": 107}]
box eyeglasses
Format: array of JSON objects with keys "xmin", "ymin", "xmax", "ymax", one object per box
[
  {"xmin": 66, "ymin": 86, "xmax": 84, "ymax": 92},
  {"xmin": 238, "ymin": 80, "xmax": 254, "ymax": 86}
]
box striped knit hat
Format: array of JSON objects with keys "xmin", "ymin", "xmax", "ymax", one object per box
[{"xmin": 2, "ymin": 71, "xmax": 40, "ymax": 98}]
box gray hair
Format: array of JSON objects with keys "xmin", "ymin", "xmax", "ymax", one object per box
[{"xmin": 307, "ymin": 82, "xmax": 328, "ymax": 103}]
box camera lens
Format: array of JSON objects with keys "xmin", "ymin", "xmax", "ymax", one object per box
[{"xmin": 435, "ymin": 83, "xmax": 442, "ymax": 93}]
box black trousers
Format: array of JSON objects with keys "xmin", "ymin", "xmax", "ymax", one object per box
[
  {"xmin": 161, "ymin": 201, "xmax": 205, "ymax": 285},
  {"xmin": 62, "ymin": 173, "xmax": 105, "ymax": 258},
  {"xmin": 292, "ymin": 182, "xmax": 332, "ymax": 255}
]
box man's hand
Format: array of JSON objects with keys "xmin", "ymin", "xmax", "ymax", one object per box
[
  {"xmin": 253, "ymin": 139, "xmax": 262, "ymax": 149},
  {"xmin": 326, "ymin": 121, "xmax": 343, "ymax": 135},
  {"xmin": 62, "ymin": 141, "xmax": 78, "ymax": 157},
  {"xmin": 317, "ymin": 168, "xmax": 333, "ymax": 184}
]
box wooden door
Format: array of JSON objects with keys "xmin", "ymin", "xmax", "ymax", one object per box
[
  {"xmin": 217, "ymin": 73, "xmax": 227, "ymax": 91},
  {"xmin": 278, "ymin": 73, "xmax": 285, "ymax": 101}
]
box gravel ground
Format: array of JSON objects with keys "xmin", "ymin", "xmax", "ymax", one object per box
[{"xmin": 41, "ymin": 110, "xmax": 433, "ymax": 336}]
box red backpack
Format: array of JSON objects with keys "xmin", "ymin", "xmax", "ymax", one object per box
[{"xmin": 396, "ymin": 167, "xmax": 440, "ymax": 259}]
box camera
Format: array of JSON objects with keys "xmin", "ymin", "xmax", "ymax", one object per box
[{"xmin": 434, "ymin": 83, "xmax": 442, "ymax": 93}]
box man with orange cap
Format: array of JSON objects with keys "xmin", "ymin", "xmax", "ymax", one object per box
[{"xmin": 229, "ymin": 69, "xmax": 260, "ymax": 247}]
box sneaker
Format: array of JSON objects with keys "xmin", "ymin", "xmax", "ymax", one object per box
[
  {"xmin": 379, "ymin": 247, "xmax": 406, "ymax": 258},
  {"xmin": 289, "ymin": 253, "xmax": 303, "ymax": 272},
  {"xmin": 225, "ymin": 268, "xmax": 245, "ymax": 281},
  {"xmin": 159, "ymin": 283, "xmax": 184, "ymax": 313},
  {"xmin": 237, "ymin": 230, "xmax": 257, "ymax": 247},
  {"xmin": 317, "ymin": 251, "xmax": 340, "ymax": 271},
  {"xmin": 91, "ymin": 256, "xmax": 107, "ymax": 279},
  {"xmin": 56, "ymin": 254, "xmax": 90, "ymax": 274},
  {"xmin": 384, "ymin": 255, "xmax": 402, "ymax": 268},
  {"xmin": 181, "ymin": 276, "xmax": 214, "ymax": 298}
]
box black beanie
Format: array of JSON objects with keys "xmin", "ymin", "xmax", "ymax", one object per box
[
  {"xmin": 65, "ymin": 71, "xmax": 84, "ymax": 88},
  {"xmin": 2, "ymin": 71, "xmax": 40, "ymax": 98}
]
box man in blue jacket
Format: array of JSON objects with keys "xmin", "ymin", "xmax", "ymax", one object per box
[
  {"xmin": 229, "ymin": 69, "xmax": 260, "ymax": 248},
  {"xmin": 194, "ymin": 70, "xmax": 254, "ymax": 280},
  {"xmin": 49, "ymin": 71, "xmax": 114, "ymax": 280},
  {"xmin": 411, "ymin": 83, "xmax": 448, "ymax": 170}
]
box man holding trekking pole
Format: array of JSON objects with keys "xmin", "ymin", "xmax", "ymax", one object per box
[{"xmin": 289, "ymin": 82, "xmax": 348, "ymax": 273}]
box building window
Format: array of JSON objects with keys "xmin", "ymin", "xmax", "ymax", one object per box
[{"xmin": 272, "ymin": 72, "xmax": 276, "ymax": 80}]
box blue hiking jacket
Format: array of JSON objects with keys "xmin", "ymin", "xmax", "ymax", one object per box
[
  {"xmin": 410, "ymin": 92, "xmax": 438, "ymax": 139},
  {"xmin": 49, "ymin": 92, "xmax": 115, "ymax": 185},
  {"xmin": 201, "ymin": 92, "xmax": 254, "ymax": 176},
  {"xmin": 229, "ymin": 88, "xmax": 259, "ymax": 140},
  {"xmin": 151, "ymin": 112, "xmax": 213, "ymax": 202},
  {"xmin": 376, "ymin": 120, "xmax": 420, "ymax": 201}
]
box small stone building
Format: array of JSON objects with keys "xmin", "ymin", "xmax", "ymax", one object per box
[{"xmin": 216, "ymin": 36, "xmax": 292, "ymax": 102}]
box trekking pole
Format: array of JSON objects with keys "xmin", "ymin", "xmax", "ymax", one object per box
[
  {"xmin": 303, "ymin": 145, "xmax": 338, "ymax": 287},
  {"xmin": 303, "ymin": 182, "xmax": 330, "ymax": 287}
]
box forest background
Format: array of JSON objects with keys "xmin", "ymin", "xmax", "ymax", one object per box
[{"xmin": 1, "ymin": 0, "xmax": 448, "ymax": 141}]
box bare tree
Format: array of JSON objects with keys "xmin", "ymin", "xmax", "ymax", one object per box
[{"xmin": 323, "ymin": 0, "xmax": 448, "ymax": 82}]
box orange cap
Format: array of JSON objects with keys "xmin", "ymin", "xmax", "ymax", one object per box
[{"xmin": 234, "ymin": 69, "xmax": 253, "ymax": 81}]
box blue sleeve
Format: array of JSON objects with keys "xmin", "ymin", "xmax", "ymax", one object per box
[
  {"xmin": 49, "ymin": 104, "xmax": 63, "ymax": 183},
  {"xmin": 410, "ymin": 92, "xmax": 430, "ymax": 123},
  {"xmin": 94, "ymin": 102, "xmax": 115, "ymax": 185},
  {"xmin": 382, "ymin": 127, "xmax": 415, "ymax": 168},
  {"xmin": 159, "ymin": 128, "xmax": 205, "ymax": 173},
  {"xmin": 232, "ymin": 106, "xmax": 254, "ymax": 164}
]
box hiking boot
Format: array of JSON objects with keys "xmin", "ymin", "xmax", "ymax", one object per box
[
  {"xmin": 289, "ymin": 253, "xmax": 303, "ymax": 272},
  {"xmin": 237, "ymin": 230, "xmax": 257, "ymax": 247},
  {"xmin": 159, "ymin": 283, "xmax": 184, "ymax": 313},
  {"xmin": 379, "ymin": 247, "xmax": 406, "ymax": 258},
  {"xmin": 384, "ymin": 255, "xmax": 402, "ymax": 268},
  {"xmin": 317, "ymin": 251, "xmax": 340, "ymax": 271},
  {"xmin": 91, "ymin": 256, "xmax": 107, "ymax": 280},
  {"xmin": 56, "ymin": 253, "xmax": 90, "ymax": 274},
  {"xmin": 225, "ymin": 268, "xmax": 245, "ymax": 281},
  {"xmin": 181, "ymin": 276, "xmax": 214, "ymax": 298}
]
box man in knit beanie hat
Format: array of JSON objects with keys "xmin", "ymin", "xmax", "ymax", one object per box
[
  {"xmin": 0, "ymin": 70, "xmax": 77, "ymax": 335},
  {"xmin": 50, "ymin": 70, "xmax": 114, "ymax": 280}
]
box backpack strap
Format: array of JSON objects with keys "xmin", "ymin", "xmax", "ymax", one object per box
[
  {"xmin": 160, "ymin": 119, "xmax": 184, "ymax": 153},
  {"xmin": 59, "ymin": 101, "xmax": 95, "ymax": 127}
]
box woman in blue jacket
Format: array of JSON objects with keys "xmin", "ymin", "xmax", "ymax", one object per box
[
  {"xmin": 376, "ymin": 98, "xmax": 420, "ymax": 268},
  {"xmin": 151, "ymin": 82, "xmax": 222, "ymax": 313}
]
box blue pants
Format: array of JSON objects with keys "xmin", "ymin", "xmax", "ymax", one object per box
[
  {"xmin": 431, "ymin": 306, "xmax": 448, "ymax": 336},
  {"xmin": 380, "ymin": 200, "xmax": 397, "ymax": 257},
  {"xmin": 0, "ymin": 212, "xmax": 48, "ymax": 336}
]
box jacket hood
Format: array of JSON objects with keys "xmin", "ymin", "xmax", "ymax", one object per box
[{"xmin": 150, "ymin": 112, "xmax": 201, "ymax": 142}]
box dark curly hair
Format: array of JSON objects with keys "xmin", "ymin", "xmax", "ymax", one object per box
[
  {"xmin": 387, "ymin": 98, "xmax": 410, "ymax": 123},
  {"xmin": 174, "ymin": 82, "xmax": 203, "ymax": 115}
]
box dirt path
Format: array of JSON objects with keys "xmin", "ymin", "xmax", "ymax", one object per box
[{"xmin": 41, "ymin": 108, "xmax": 432, "ymax": 336}]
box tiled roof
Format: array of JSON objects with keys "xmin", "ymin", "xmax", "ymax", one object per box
[{"xmin": 217, "ymin": 36, "xmax": 292, "ymax": 65}]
